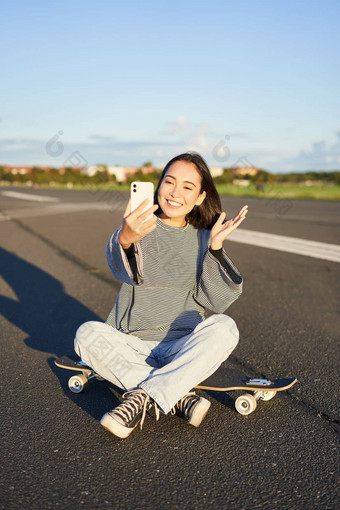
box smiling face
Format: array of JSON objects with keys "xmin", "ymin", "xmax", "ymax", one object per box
[{"xmin": 157, "ymin": 160, "xmax": 206, "ymax": 227}]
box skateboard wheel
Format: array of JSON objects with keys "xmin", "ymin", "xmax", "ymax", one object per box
[
  {"xmin": 235, "ymin": 394, "xmax": 257, "ymax": 415},
  {"xmin": 68, "ymin": 374, "xmax": 88, "ymax": 393},
  {"xmin": 259, "ymin": 391, "xmax": 276, "ymax": 401}
]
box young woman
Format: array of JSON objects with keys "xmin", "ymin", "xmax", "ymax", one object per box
[{"xmin": 74, "ymin": 152, "xmax": 248, "ymax": 438}]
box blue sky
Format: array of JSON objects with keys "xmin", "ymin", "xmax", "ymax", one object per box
[{"xmin": 1, "ymin": 0, "xmax": 339, "ymax": 172}]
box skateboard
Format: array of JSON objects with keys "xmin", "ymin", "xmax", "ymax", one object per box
[
  {"xmin": 196, "ymin": 367, "xmax": 297, "ymax": 415},
  {"xmin": 55, "ymin": 356, "xmax": 297, "ymax": 416}
]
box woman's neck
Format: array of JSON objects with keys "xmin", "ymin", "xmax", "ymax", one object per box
[{"xmin": 158, "ymin": 214, "xmax": 187, "ymax": 228}]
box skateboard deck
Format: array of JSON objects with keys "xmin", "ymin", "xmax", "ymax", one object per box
[
  {"xmin": 55, "ymin": 356, "xmax": 297, "ymax": 415},
  {"xmin": 196, "ymin": 366, "xmax": 297, "ymax": 415}
]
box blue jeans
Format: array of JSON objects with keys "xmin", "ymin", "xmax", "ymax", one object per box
[{"xmin": 74, "ymin": 314, "xmax": 239, "ymax": 414}]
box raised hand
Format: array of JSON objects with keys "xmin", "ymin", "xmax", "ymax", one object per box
[
  {"xmin": 210, "ymin": 205, "xmax": 248, "ymax": 250},
  {"xmin": 118, "ymin": 198, "xmax": 159, "ymax": 249}
]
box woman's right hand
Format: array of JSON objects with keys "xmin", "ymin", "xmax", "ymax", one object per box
[{"xmin": 118, "ymin": 198, "xmax": 159, "ymax": 249}]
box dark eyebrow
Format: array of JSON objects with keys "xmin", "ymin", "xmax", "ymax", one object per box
[{"xmin": 165, "ymin": 174, "xmax": 197, "ymax": 187}]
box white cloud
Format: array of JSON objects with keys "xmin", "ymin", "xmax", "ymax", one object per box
[
  {"xmin": 272, "ymin": 131, "xmax": 340, "ymax": 172},
  {"xmin": 160, "ymin": 116, "xmax": 189, "ymax": 135},
  {"xmin": 185, "ymin": 123, "xmax": 210, "ymax": 152},
  {"xmin": 88, "ymin": 135, "xmax": 118, "ymax": 143},
  {"xmin": 0, "ymin": 135, "xmax": 180, "ymax": 167},
  {"xmin": 2, "ymin": 130, "xmax": 339, "ymax": 172}
]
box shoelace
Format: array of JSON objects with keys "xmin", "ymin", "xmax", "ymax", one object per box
[
  {"xmin": 170, "ymin": 391, "xmax": 198, "ymax": 416},
  {"xmin": 113, "ymin": 389, "xmax": 160, "ymax": 429}
]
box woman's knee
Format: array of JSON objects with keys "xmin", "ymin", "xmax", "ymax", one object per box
[
  {"xmin": 210, "ymin": 314, "xmax": 239, "ymax": 351},
  {"xmin": 75, "ymin": 320, "xmax": 98, "ymax": 342},
  {"xmin": 74, "ymin": 320, "xmax": 111, "ymax": 353},
  {"xmin": 194, "ymin": 314, "xmax": 239, "ymax": 353}
]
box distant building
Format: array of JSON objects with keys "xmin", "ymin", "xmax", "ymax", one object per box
[
  {"xmin": 233, "ymin": 179, "xmax": 251, "ymax": 187},
  {"xmin": 107, "ymin": 165, "xmax": 157, "ymax": 182},
  {"xmin": 84, "ymin": 165, "xmax": 106, "ymax": 177},
  {"xmin": 210, "ymin": 167, "xmax": 224, "ymax": 177},
  {"xmin": 107, "ymin": 166, "xmax": 139, "ymax": 182},
  {"xmin": 140, "ymin": 165, "xmax": 156, "ymax": 175},
  {"xmin": 3, "ymin": 165, "xmax": 32, "ymax": 175},
  {"xmin": 232, "ymin": 166, "xmax": 259, "ymax": 177}
]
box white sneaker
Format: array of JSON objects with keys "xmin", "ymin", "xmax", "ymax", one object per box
[
  {"xmin": 172, "ymin": 391, "xmax": 211, "ymax": 427},
  {"xmin": 100, "ymin": 389, "xmax": 160, "ymax": 439}
]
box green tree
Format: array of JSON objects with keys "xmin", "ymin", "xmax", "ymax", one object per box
[
  {"xmin": 250, "ymin": 169, "xmax": 273, "ymax": 184},
  {"xmin": 91, "ymin": 169, "xmax": 109, "ymax": 184},
  {"xmin": 213, "ymin": 168, "xmax": 234, "ymax": 184},
  {"xmin": 126, "ymin": 169, "xmax": 149, "ymax": 184}
]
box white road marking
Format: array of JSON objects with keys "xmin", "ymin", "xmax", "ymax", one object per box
[
  {"xmin": 0, "ymin": 202, "xmax": 114, "ymax": 221},
  {"xmin": 228, "ymin": 228, "xmax": 340, "ymax": 263},
  {"xmin": 0, "ymin": 211, "xmax": 10, "ymax": 221},
  {"xmin": 1, "ymin": 191, "xmax": 60, "ymax": 202}
]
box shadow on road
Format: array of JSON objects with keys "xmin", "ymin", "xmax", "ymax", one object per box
[
  {"xmin": 0, "ymin": 246, "xmax": 121, "ymax": 418},
  {"xmin": 0, "ymin": 246, "xmax": 101, "ymax": 356}
]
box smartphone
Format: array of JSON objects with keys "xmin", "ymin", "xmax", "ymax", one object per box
[{"xmin": 130, "ymin": 181, "xmax": 154, "ymax": 220}]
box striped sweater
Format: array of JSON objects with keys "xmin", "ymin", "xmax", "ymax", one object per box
[{"xmin": 106, "ymin": 217, "xmax": 243, "ymax": 342}]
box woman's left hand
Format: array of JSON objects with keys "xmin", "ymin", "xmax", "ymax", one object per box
[{"xmin": 210, "ymin": 205, "xmax": 248, "ymax": 250}]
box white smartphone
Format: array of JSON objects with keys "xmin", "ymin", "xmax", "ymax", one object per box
[{"xmin": 130, "ymin": 181, "xmax": 154, "ymax": 220}]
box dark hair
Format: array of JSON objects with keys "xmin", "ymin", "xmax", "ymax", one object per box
[{"xmin": 154, "ymin": 152, "xmax": 222, "ymax": 230}]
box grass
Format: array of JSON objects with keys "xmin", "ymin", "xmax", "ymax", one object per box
[
  {"xmin": 78, "ymin": 182, "xmax": 340, "ymax": 201},
  {"xmin": 215, "ymin": 183, "xmax": 340, "ymax": 201}
]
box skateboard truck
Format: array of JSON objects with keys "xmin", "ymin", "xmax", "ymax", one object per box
[{"xmin": 246, "ymin": 378, "xmax": 273, "ymax": 386}]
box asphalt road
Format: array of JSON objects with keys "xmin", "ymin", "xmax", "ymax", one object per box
[{"xmin": 0, "ymin": 186, "xmax": 339, "ymax": 510}]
